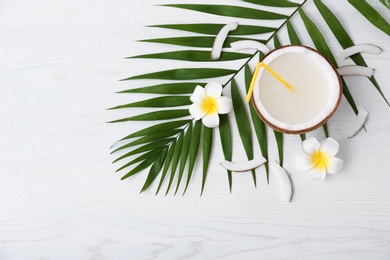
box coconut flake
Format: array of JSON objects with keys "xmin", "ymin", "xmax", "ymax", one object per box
[
  {"xmin": 341, "ymin": 44, "xmax": 382, "ymax": 59},
  {"xmin": 230, "ymin": 40, "xmax": 270, "ymax": 54},
  {"xmin": 345, "ymin": 105, "xmax": 368, "ymax": 138},
  {"xmin": 338, "ymin": 65, "xmax": 375, "ymax": 77},
  {"xmin": 220, "ymin": 157, "xmax": 267, "ymax": 172},
  {"xmin": 211, "ymin": 22, "xmax": 238, "ymax": 60},
  {"xmin": 270, "ymin": 161, "xmax": 292, "ymax": 203}
]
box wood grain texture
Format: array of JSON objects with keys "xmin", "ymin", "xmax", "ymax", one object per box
[{"xmin": 0, "ymin": 0, "xmax": 390, "ymax": 259}]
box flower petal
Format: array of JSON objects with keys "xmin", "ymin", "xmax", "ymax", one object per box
[
  {"xmin": 202, "ymin": 111, "xmax": 220, "ymax": 128},
  {"xmin": 190, "ymin": 85, "xmax": 205, "ymax": 103},
  {"xmin": 295, "ymin": 153, "xmax": 316, "ymax": 171},
  {"xmin": 326, "ymin": 156, "xmax": 343, "ymax": 174},
  {"xmin": 307, "ymin": 166, "xmax": 326, "ymax": 181},
  {"xmin": 215, "ymin": 96, "xmax": 232, "ymax": 114},
  {"xmin": 319, "ymin": 138, "xmax": 339, "ymax": 156},
  {"xmin": 302, "ymin": 137, "xmax": 320, "ymax": 156},
  {"xmin": 189, "ymin": 103, "xmax": 206, "ymax": 120},
  {"xmin": 205, "ymin": 82, "xmax": 222, "ymax": 99}
]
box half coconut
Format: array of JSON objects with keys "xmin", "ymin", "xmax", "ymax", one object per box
[{"xmin": 251, "ymin": 45, "xmax": 342, "ymax": 134}]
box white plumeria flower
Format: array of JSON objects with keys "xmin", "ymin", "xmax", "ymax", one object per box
[
  {"xmin": 295, "ymin": 137, "xmax": 343, "ymax": 180},
  {"xmin": 189, "ymin": 82, "xmax": 232, "ymax": 128}
]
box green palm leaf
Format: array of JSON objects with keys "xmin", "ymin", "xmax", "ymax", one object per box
[
  {"xmin": 141, "ymin": 36, "xmax": 262, "ymax": 48},
  {"xmin": 166, "ymin": 131, "xmax": 184, "ymax": 195},
  {"xmin": 109, "ymin": 96, "xmax": 191, "ymax": 109},
  {"xmin": 116, "ymin": 148, "xmax": 165, "ymax": 173},
  {"xmin": 113, "ymin": 138, "xmax": 173, "ymax": 163},
  {"xmin": 122, "ymin": 68, "xmax": 236, "ymax": 81},
  {"xmin": 175, "ymin": 122, "xmax": 193, "ymax": 194},
  {"xmin": 150, "ymin": 24, "xmax": 276, "ymax": 35},
  {"xmin": 140, "ymin": 149, "xmax": 168, "ymax": 192},
  {"xmin": 130, "ymin": 50, "xmax": 251, "ymax": 62},
  {"xmin": 156, "ymin": 140, "xmax": 176, "ymax": 195},
  {"xmin": 202, "ymin": 126, "xmax": 213, "ymax": 195},
  {"xmin": 323, "ymin": 122, "xmax": 329, "ymax": 138},
  {"xmin": 243, "ymin": 0, "xmax": 300, "ymax": 8},
  {"xmin": 219, "ymin": 114, "xmax": 232, "ymax": 192},
  {"xmin": 231, "ymin": 79, "xmax": 256, "ymax": 187},
  {"xmin": 184, "ymin": 120, "xmax": 202, "ymax": 194},
  {"xmin": 162, "ymin": 4, "xmax": 288, "ymax": 20},
  {"xmin": 286, "ymin": 21, "xmax": 302, "ymax": 45},
  {"xmin": 116, "ymin": 120, "xmax": 190, "ymax": 141},
  {"xmin": 118, "ymin": 83, "xmax": 202, "ymax": 95},
  {"xmin": 380, "ymin": 0, "xmax": 390, "ymax": 9},
  {"xmin": 273, "ymin": 131, "xmax": 284, "ymax": 166},
  {"xmin": 348, "ymin": 0, "xmax": 390, "ymax": 36},
  {"xmin": 274, "ymin": 34, "xmax": 282, "ymax": 48},
  {"xmin": 111, "ymin": 129, "xmax": 182, "ymax": 154},
  {"xmin": 314, "ymin": 0, "xmax": 389, "ymax": 106},
  {"xmin": 121, "ymin": 152, "xmax": 164, "ymax": 180},
  {"xmin": 109, "ymin": 110, "xmax": 190, "ymax": 123}
]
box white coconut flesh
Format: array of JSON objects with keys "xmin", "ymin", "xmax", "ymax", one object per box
[
  {"xmin": 219, "ymin": 156, "xmax": 267, "ymax": 172},
  {"xmin": 338, "ymin": 65, "xmax": 374, "ymax": 77},
  {"xmin": 345, "ymin": 105, "xmax": 368, "ymax": 138},
  {"xmin": 341, "ymin": 44, "xmax": 382, "ymax": 59},
  {"xmin": 252, "ymin": 46, "xmax": 342, "ymax": 134},
  {"xmin": 211, "ymin": 22, "xmax": 238, "ymax": 60},
  {"xmin": 230, "ymin": 40, "xmax": 270, "ymax": 54},
  {"xmin": 270, "ymin": 161, "xmax": 292, "ymax": 203}
]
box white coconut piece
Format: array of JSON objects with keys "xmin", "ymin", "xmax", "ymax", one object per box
[
  {"xmin": 341, "ymin": 44, "xmax": 382, "ymax": 59},
  {"xmin": 230, "ymin": 40, "xmax": 270, "ymax": 54},
  {"xmin": 211, "ymin": 22, "xmax": 239, "ymax": 60},
  {"xmin": 338, "ymin": 65, "xmax": 375, "ymax": 77},
  {"xmin": 270, "ymin": 161, "xmax": 292, "ymax": 203},
  {"xmin": 345, "ymin": 105, "xmax": 368, "ymax": 138},
  {"xmin": 219, "ymin": 156, "xmax": 267, "ymax": 172}
]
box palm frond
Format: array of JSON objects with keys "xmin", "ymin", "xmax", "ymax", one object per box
[
  {"xmin": 141, "ymin": 36, "xmax": 263, "ymax": 48},
  {"xmin": 243, "ymin": 0, "xmax": 300, "ymax": 8},
  {"xmin": 219, "ymin": 115, "xmax": 233, "ymax": 192},
  {"xmin": 109, "ymin": 96, "xmax": 191, "ymax": 109},
  {"xmin": 118, "ymin": 83, "xmax": 201, "ymax": 95},
  {"xmin": 184, "ymin": 120, "xmax": 202, "ymax": 194},
  {"xmin": 202, "ymin": 126, "xmax": 213, "ymax": 195},
  {"xmin": 130, "ymin": 50, "xmax": 251, "ymax": 62},
  {"xmin": 314, "ymin": 0, "xmax": 389, "ymax": 106},
  {"xmin": 121, "ymin": 68, "xmax": 236, "ymax": 81},
  {"xmin": 111, "ymin": 0, "xmax": 389, "ymax": 194},
  {"xmin": 109, "ymin": 110, "xmax": 190, "ymax": 123},
  {"xmin": 380, "ymin": 0, "xmax": 390, "ymax": 9},
  {"xmin": 149, "ymin": 24, "xmax": 276, "ymax": 35},
  {"xmin": 231, "ymin": 79, "xmax": 256, "ymax": 187},
  {"xmin": 161, "ymin": 4, "xmax": 288, "ymax": 19},
  {"xmin": 348, "ymin": 0, "xmax": 390, "ymax": 36},
  {"xmin": 175, "ymin": 121, "xmax": 193, "ymax": 195}
]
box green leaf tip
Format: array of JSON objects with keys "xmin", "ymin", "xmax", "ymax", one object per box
[
  {"xmin": 121, "ymin": 68, "xmax": 236, "ymax": 81},
  {"xmin": 162, "ymin": 4, "xmax": 288, "ymax": 20}
]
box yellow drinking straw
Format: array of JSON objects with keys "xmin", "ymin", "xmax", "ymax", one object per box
[{"xmin": 246, "ymin": 62, "xmax": 295, "ymax": 102}]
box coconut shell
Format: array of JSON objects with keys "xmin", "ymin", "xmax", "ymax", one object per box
[{"xmin": 251, "ymin": 45, "xmax": 342, "ymax": 135}]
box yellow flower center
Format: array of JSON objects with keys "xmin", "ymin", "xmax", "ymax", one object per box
[
  {"xmin": 201, "ymin": 96, "xmax": 218, "ymax": 114},
  {"xmin": 311, "ymin": 151, "xmax": 329, "ymax": 170}
]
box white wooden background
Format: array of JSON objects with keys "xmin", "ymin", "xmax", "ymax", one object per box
[{"xmin": 1, "ymin": 0, "xmax": 390, "ymax": 259}]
